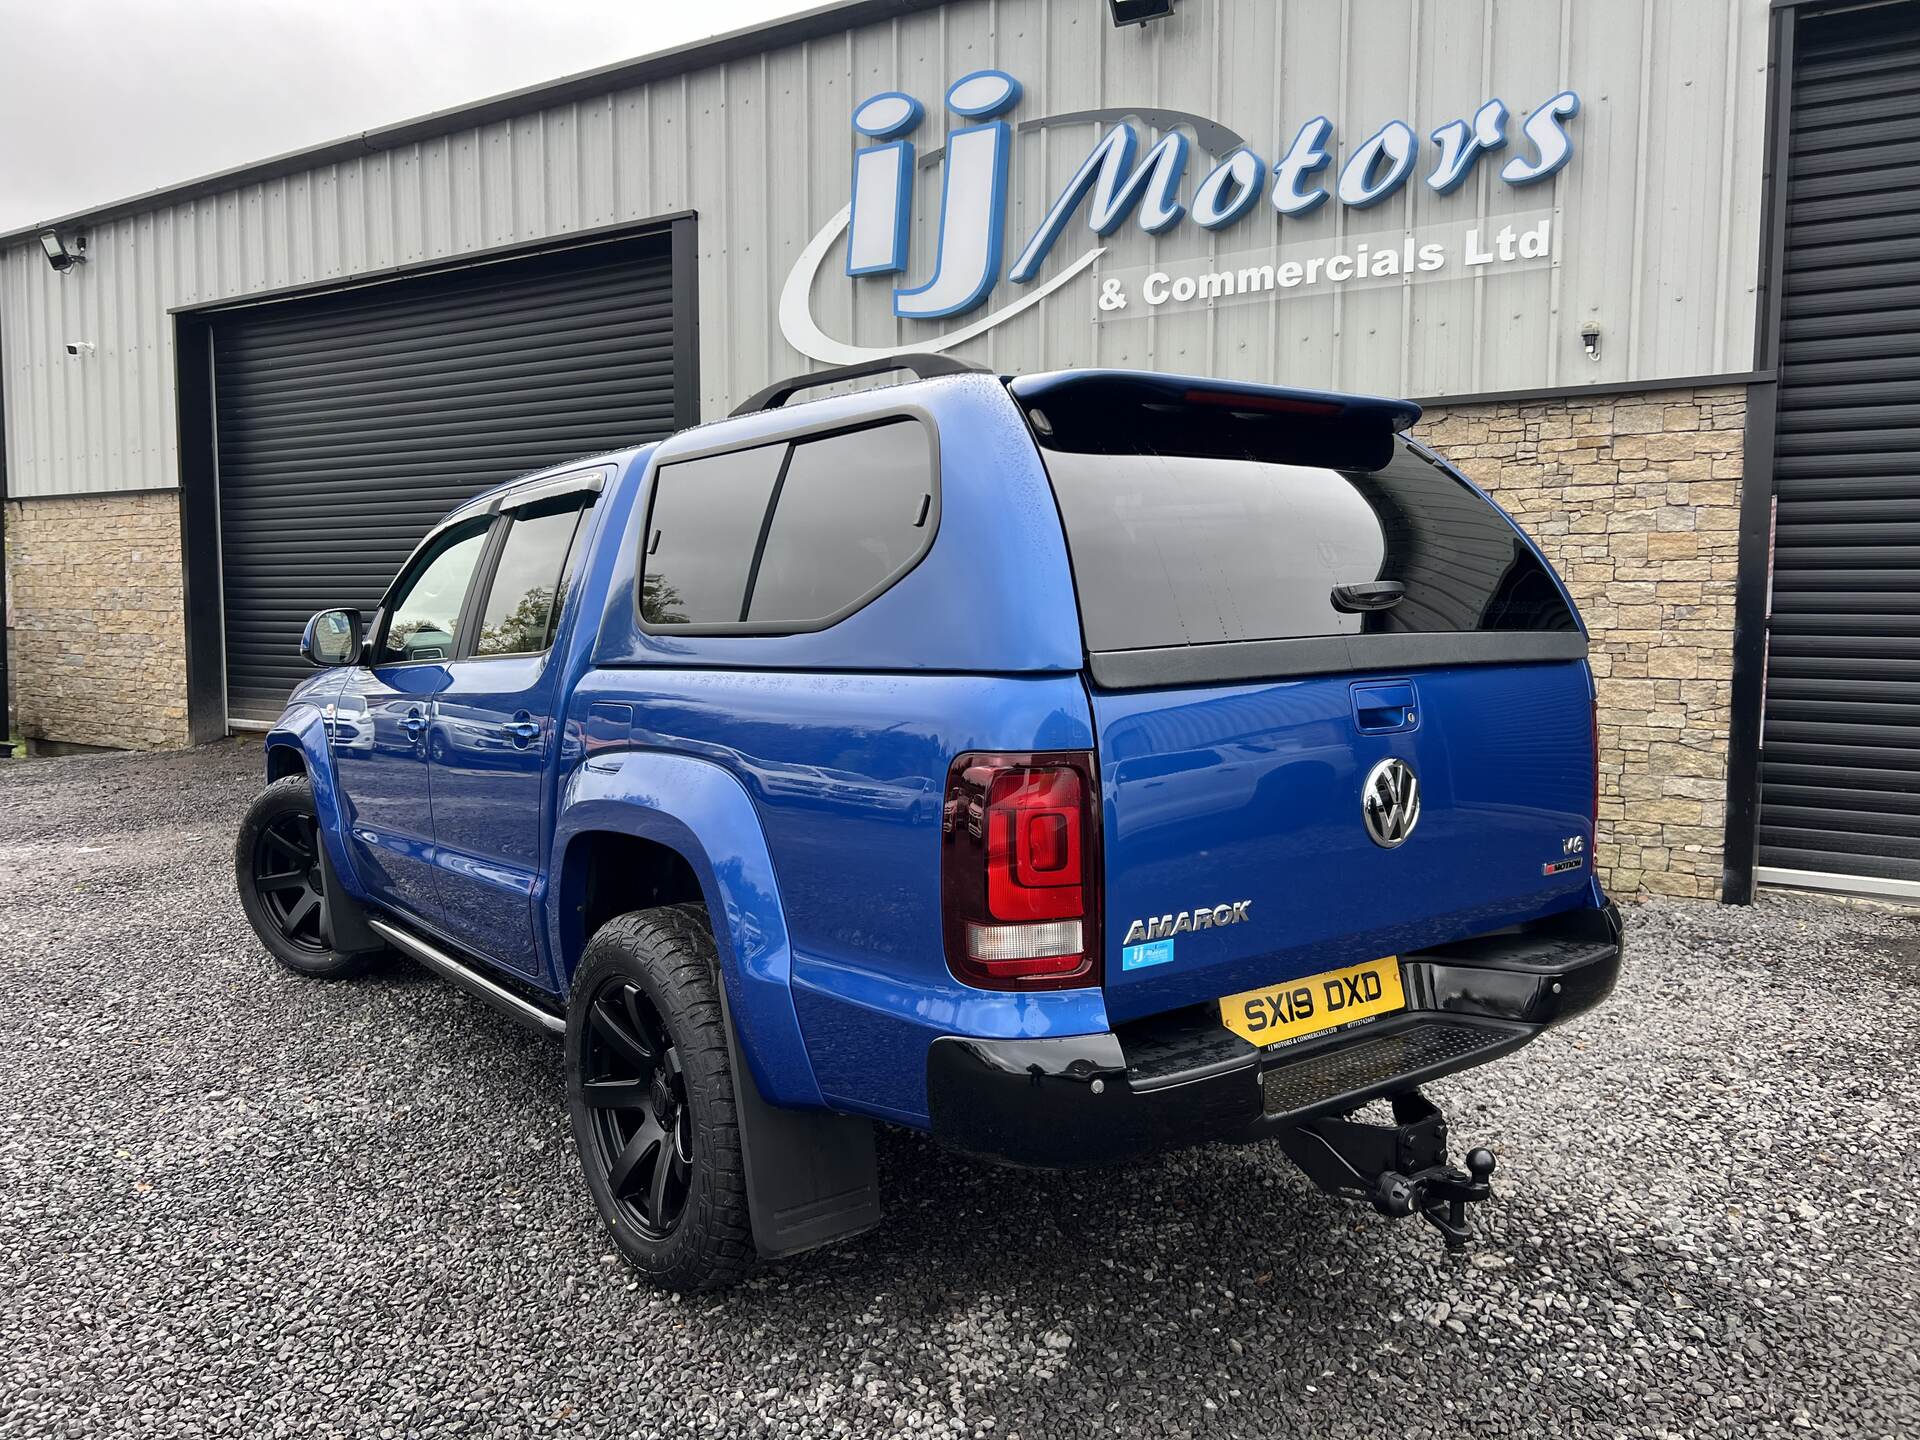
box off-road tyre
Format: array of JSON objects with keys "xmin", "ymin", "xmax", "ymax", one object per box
[
  {"xmin": 566, "ymin": 904, "xmax": 756, "ymax": 1291},
  {"xmin": 234, "ymin": 776, "xmax": 378, "ymax": 980}
]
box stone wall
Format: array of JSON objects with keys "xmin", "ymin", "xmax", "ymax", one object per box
[
  {"xmin": 1416, "ymin": 387, "xmax": 1746, "ymax": 900},
  {"xmin": 5, "ymin": 493, "xmax": 191, "ymax": 751}
]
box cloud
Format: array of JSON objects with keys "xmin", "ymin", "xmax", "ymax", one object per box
[{"xmin": 0, "ymin": 0, "xmax": 816, "ymax": 231}]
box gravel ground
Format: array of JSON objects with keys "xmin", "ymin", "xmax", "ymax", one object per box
[{"xmin": 2, "ymin": 739, "xmax": 1918, "ymax": 1440}]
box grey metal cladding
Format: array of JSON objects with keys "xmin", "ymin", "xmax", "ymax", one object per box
[{"xmin": 1, "ymin": 0, "xmax": 1771, "ymax": 497}]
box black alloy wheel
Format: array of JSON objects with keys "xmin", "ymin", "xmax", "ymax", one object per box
[
  {"xmin": 234, "ymin": 774, "xmax": 381, "ymax": 980},
  {"xmin": 565, "ymin": 905, "xmax": 754, "ymax": 1289},
  {"xmin": 251, "ymin": 811, "xmax": 330, "ymax": 954},
  {"xmin": 580, "ymin": 976, "xmax": 695, "ymax": 1238}
]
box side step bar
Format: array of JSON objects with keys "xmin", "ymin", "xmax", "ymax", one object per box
[{"xmin": 367, "ymin": 917, "xmax": 566, "ymax": 1037}]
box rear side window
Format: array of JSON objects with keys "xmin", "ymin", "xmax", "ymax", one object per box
[
  {"xmin": 641, "ymin": 446, "xmax": 785, "ymax": 625},
  {"xmin": 641, "ymin": 418, "xmax": 935, "ymax": 630},
  {"xmin": 746, "ymin": 423, "xmax": 934, "ymax": 624},
  {"xmin": 1042, "ymin": 439, "xmax": 1576, "ymax": 653}
]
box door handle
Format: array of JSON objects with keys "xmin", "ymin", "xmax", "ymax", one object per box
[
  {"xmin": 504, "ymin": 716, "xmax": 542, "ymax": 748},
  {"xmin": 1351, "ymin": 681, "xmax": 1418, "ymax": 734},
  {"xmin": 401, "ymin": 709, "xmax": 428, "ymax": 736}
]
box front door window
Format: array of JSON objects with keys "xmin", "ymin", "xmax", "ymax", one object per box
[{"xmin": 380, "ymin": 521, "xmax": 490, "ymax": 665}]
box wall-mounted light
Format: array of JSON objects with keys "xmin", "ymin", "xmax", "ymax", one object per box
[
  {"xmin": 39, "ymin": 231, "xmax": 88, "ymax": 273},
  {"xmin": 1108, "ymin": 0, "xmax": 1176, "ymax": 26},
  {"xmin": 1580, "ymin": 322, "xmax": 1601, "ymax": 363}
]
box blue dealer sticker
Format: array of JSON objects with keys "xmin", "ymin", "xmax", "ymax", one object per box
[{"xmin": 1122, "ymin": 938, "xmax": 1176, "ymax": 971}]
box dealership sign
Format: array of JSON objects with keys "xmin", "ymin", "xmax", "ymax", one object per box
[{"xmin": 779, "ymin": 70, "xmax": 1579, "ymax": 364}]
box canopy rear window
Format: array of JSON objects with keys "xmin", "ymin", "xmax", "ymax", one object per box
[
  {"xmin": 1041, "ymin": 439, "xmax": 1576, "ymax": 654},
  {"xmin": 1019, "ymin": 385, "xmax": 1584, "ymax": 686}
]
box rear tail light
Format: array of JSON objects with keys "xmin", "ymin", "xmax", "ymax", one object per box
[{"xmin": 942, "ymin": 752, "xmax": 1101, "ymax": 990}]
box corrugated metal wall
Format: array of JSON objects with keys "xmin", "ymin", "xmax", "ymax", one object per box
[
  {"xmin": 0, "ymin": 0, "xmax": 1772, "ymax": 499},
  {"xmin": 1756, "ymin": 1, "xmax": 1920, "ymax": 891}
]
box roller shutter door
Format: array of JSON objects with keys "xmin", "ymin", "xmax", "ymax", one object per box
[
  {"xmin": 1759, "ymin": 4, "xmax": 1920, "ymax": 891},
  {"xmin": 213, "ymin": 233, "xmax": 681, "ymax": 723}
]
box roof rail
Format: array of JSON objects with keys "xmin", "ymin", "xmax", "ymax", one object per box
[{"xmin": 730, "ymin": 354, "xmax": 990, "ymax": 418}]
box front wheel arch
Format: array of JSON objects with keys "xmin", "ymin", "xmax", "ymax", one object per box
[
  {"xmin": 234, "ymin": 775, "xmax": 378, "ymax": 980},
  {"xmin": 265, "ymin": 743, "xmax": 307, "ymax": 783}
]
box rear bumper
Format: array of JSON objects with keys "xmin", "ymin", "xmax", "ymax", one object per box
[{"xmin": 926, "ymin": 901, "xmax": 1623, "ymax": 1168}]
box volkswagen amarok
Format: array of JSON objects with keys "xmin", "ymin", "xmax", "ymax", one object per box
[{"xmin": 236, "ymin": 358, "xmax": 1622, "ymax": 1291}]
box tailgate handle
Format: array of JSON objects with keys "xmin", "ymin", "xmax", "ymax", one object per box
[{"xmin": 1352, "ymin": 682, "xmax": 1417, "ymax": 734}]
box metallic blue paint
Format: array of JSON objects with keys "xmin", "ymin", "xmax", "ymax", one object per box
[
  {"xmin": 565, "ymin": 666, "xmax": 1103, "ymax": 1125},
  {"xmin": 266, "ymin": 369, "xmax": 1607, "ymax": 1140},
  {"xmin": 593, "ymin": 376, "xmax": 1083, "ymax": 677},
  {"xmin": 1092, "ymin": 659, "xmax": 1598, "ymax": 1026},
  {"xmin": 431, "ymin": 647, "xmax": 570, "ymax": 977},
  {"xmin": 330, "ymin": 661, "xmax": 448, "ymax": 918},
  {"xmin": 263, "ymin": 670, "xmax": 368, "ymax": 899}
]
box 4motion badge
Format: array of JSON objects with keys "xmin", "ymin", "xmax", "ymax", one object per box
[{"xmin": 1543, "ymin": 833, "xmax": 1586, "ymax": 876}]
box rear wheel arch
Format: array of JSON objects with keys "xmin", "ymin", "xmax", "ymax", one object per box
[
  {"xmin": 550, "ymin": 752, "xmax": 823, "ymax": 1110},
  {"xmin": 555, "ymin": 829, "xmax": 706, "ymax": 984},
  {"xmin": 566, "ymin": 904, "xmax": 756, "ymax": 1290}
]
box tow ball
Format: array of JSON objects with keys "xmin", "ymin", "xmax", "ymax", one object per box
[{"xmin": 1276, "ymin": 1090, "xmax": 1497, "ymax": 1251}]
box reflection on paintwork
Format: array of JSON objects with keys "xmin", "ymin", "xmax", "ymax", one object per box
[
  {"xmin": 567, "ymin": 665, "xmax": 1102, "ymax": 1118},
  {"xmin": 331, "ymin": 660, "xmax": 448, "ymax": 918}
]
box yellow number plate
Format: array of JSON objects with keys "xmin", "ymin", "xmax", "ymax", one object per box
[{"xmin": 1218, "ymin": 956, "xmax": 1405, "ymax": 1047}]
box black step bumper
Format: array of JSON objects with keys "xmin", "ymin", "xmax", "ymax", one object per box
[{"xmin": 926, "ymin": 901, "xmax": 1623, "ymax": 1169}]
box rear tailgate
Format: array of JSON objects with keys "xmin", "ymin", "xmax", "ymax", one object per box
[
  {"xmin": 1008, "ymin": 370, "xmax": 1599, "ymax": 1026},
  {"xmin": 1092, "ymin": 661, "xmax": 1594, "ymax": 1023}
]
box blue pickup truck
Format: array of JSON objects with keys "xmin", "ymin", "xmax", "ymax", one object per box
[{"xmin": 236, "ymin": 357, "xmax": 1621, "ymax": 1291}]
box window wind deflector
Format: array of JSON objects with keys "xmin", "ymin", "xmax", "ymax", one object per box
[
  {"xmin": 1331, "ymin": 580, "xmax": 1405, "ymax": 614},
  {"xmin": 499, "ymin": 469, "xmax": 604, "ymax": 512}
]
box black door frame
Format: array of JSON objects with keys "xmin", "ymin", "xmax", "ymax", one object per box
[
  {"xmin": 1721, "ymin": 4, "xmax": 1798, "ymax": 903},
  {"xmin": 174, "ymin": 211, "xmax": 700, "ymax": 743}
]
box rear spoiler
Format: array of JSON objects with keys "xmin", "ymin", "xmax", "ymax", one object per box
[{"xmin": 1007, "ymin": 370, "xmax": 1422, "ymax": 472}]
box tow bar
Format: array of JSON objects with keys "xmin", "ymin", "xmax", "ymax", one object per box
[{"xmin": 1277, "ymin": 1090, "xmax": 1497, "ymax": 1251}]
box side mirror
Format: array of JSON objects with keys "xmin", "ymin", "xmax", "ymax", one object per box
[{"xmin": 301, "ymin": 608, "xmax": 363, "ymax": 667}]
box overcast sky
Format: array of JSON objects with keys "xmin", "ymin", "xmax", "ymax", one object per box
[{"xmin": 0, "ymin": 0, "xmax": 822, "ymax": 233}]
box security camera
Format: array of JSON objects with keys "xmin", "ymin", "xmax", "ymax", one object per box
[
  {"xmin": 40, "ymin": 231, "xmax": 87, "ymax": 273},
  {"xmin": 1109, "ymin": 0, "xmax": 1176, "ymax": 22},
  {"xmin": 64, "ymin": 341, "xmax": 95, "ymax": 357}
]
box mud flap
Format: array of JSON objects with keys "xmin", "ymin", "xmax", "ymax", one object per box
[
  {"xmin": 720, "ymin": 993, "xmax": 883, "ymax": 1260},
  {"xmin": 317, "ymin": 839, "xmax": 385, "ymax": 962}
]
